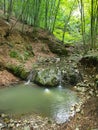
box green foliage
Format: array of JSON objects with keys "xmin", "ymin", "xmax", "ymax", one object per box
[
  {"xmin": 6, "ymin": 64, "xmax": 29, "ymax": 79},
  {"xmin": 9, "ymin": 50, "xmax": 33, "ymax": 62},
  {"xmin": 0, "ymin": 0, "xmax": 98, "ymax": 46},
  {"xmin": 10, "ymin": 51, "xmax": 19, "ymax": 58}
]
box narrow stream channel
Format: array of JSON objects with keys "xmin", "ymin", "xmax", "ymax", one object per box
[{"xmin": 0, "ymin": 83, "xmax": 79, "ymax": 123}]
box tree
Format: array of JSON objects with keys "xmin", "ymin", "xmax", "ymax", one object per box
[
  {"xmin": 90, "ymin": 0, "xmax": 98, "ymax": 49},
  {"xmin": 62, "ymin": 0, "xmax": 76, "ymax": 43},
  {"xmin": 51, "ymin": 0, "xmax": 61, "ymax": 33},
  {"xmin": 7, "ymin": 0, "xmax": 13, "ymax": 22},
  {"xmin": 77, "ymin": 0, "xmax": 86, "ymax": 52}
]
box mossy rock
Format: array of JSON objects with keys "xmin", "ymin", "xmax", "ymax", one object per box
[
  {"xmin": 80, "ymin": 52, "xmax": 98, "ymax": 67},
  {"xmin": 47, "ymin": 41, "xmax": 68, "ymax": 56},
  {"xmin": 34, "ymin": 68, "xmax": 59, "ymax": 87},
  {"xmin": 6, "ymin": 64, "xmax": 29, "ymax": 79}
]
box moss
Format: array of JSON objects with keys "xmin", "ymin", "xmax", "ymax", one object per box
[
  {"xmin": 48, "ymin": 41, "xmax": 68, "ymax": 56},
  {"xmin": 6, "ymin": 64, "xmax": 29, "ymax": 79},
  {"xmin": 10, "ymin": 51, "xmax": 19, "ymax": 58},
  {"xmin": 34, "ymin": 68, "xmax": 58, "ymax": 87}
]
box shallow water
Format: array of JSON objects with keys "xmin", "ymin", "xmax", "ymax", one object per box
[{"xmin": 0, "ymin": 83, "xmax": 79, "ymax": 123}]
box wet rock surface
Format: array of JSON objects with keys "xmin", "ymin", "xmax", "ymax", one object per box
[{"xmin": 33, "ymin": 56, "xmax": 82, "ymax": 87}]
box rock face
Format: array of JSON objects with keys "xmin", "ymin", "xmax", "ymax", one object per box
[
  {"xmin": 4, "ymin": 55, "xmax": 82, "ymax": 87},
  {"xmin": 6, "ymin": 64, "xmax": 29, "ymax": 80},
  {"xmin": 34, "ymin": 68, "xmax": 59, "ymax": 87},
  {"xmin": 34, "ymin": 66, "xmax": 82, "ymax": 87},
  {"xmin": 80, "ymin": 51, "xmax": 98, "ymax": 67},
  {"xmin": 62, "ymin": 68, "xmax": 82, "ymax": 86},
  {"xmin": 47, "ymin": 41, "xmax": 68, "ymax": 56}
]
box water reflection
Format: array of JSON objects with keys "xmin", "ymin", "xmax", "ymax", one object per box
[
  {"xmin": 58, "ymin": 85, "xmax": 62, "ymax": 89},
  {"xmin": 44, "ymin": 88, "xmax": 50, "ymax": 93},
  {"xmin": 0, "ymin": 84, "xmax": 79, "ymax": 123}
]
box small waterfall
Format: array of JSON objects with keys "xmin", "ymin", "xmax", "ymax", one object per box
[
  {"xmin": 25, "ymin": 79, "xmax": 30, "ymax": 85},
  {"xmin": 25, "ymin": 70, "xmax": 34, "ymax": 85},
  {"xmin": 58, "ymin": 70, "xmax": 62, "ymax": 89}
]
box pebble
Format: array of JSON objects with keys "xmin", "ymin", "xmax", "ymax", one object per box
[
  {"xmin": 33, "ymin": 125, "xmax": 39, "ymax": 129},
  {"xmin": 87, "ymin": 96, "xmax": 91, "ymax": 99},
  {"xmin": 76, "ymin": 108, "xmax": 81, "ymax": 113},
  {"xmin": 0, "ymin": 123, "xmax": 3, "ymax": 127},
  {"xmin": 95, "ymin": 74, "xmax": 98, "ymax": 80},
  {"xmin": 8, "ymin": 123, "xmax": 14, "ymax": 128},
  {"xmin": 1, "ymin": 113, "xmax": 6, "ymax": 118},
  {"xmin": 83, "ymin": 80, "xmax": 88, "ymax": 83},
  {"xmin": 16, "ymin": 123, "xmax": 21, "ymax": 127},
  {"xmin": 89, "ymin": 90, "xmax": 93, "ymax": 96},
  {"xmin": 70, "ymin": 106, "xmax": 75, "ymax": 111},
  {"xmin": 75, "ymin": 127, "xmax": 79, "ymax": 130},
  {"xmin": 24, "ymin": 126, "xmax": 30, "ymax": 130},
  {"xmin": 10, "ymin": 119, "xmax": 14, "ymax": 123}
]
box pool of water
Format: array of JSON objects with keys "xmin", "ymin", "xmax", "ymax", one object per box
[{"xmin": 0, "ymin": 83, "xmax": 79, "ymax": 123}]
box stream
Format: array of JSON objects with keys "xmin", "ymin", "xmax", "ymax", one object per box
[{"xmin": 0, "ymin": 83, "xmax": 79, "ymax": 124}]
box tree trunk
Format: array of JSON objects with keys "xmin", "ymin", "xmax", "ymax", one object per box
[
  {"xmin": 51, "ymin": 0, "xmax": 61, "ymax": 33},
  {"xmin": 7, "ymin": 0, "xmax": 13, "ymax": 22},
  {"xmin": 4, "ymin": 0, "xmax": 6, "ymax": 14},
  {"xmin": 62, "ymin": 0, "xmax": 76, "ymax": 43}
]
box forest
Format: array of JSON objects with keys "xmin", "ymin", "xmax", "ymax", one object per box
[
  {"xmin": 0, "ymin": 0, "xmax": 98, "ymax": 130},
  {"xmin": 0, "ymin": 0, "xmax": 98, "ymax": 46}
]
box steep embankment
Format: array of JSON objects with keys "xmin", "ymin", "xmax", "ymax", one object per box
[{"xmin": 0, "ymin": 18, "xmax": 69, "ymax": 86}]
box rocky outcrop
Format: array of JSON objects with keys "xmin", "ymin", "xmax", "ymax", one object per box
[
  {"xmin": 6, "ymin": 64, "xmax": 29, "ymax": 80},
  {"xmin": 34, "ymin": 68, "xmax": 59, "ymax": 87},
  {"xmin": 62, "ymin": 68, "xmax": 82, "ymax": 86},
  {"xmin": 3, "ymin": 56, "xmax": 82, "ymax": 87},
  {"xmin": 80, "ymin": 51, "xmax": 98, "ymax": 67},
  {"xmin": 34, "ymin": 65, "xmax": 82, "ymax": 87},
  {"xmin": 47, "ymin": 41, "xmax": 68, "ymax": 56}
]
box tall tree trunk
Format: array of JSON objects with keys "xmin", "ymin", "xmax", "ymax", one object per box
[
  {"xmin": 4, "ymin": 0, "xmax": 6, "ymax": 14},
  {"xmin": 91, "ymin": 0, "xmax": 94, "ymax": 48},
  {"xmin": 80, "ymin": 0, "xmax": 86, "ymax": 51},
  {"xmin": 90, "ymin": 0, "xmax": 98, "ymax": 49},
  {"xmin": 62, "ymin": 0, "xmax": 76, "ymax": 43},
  {"xmin": 51, "ymin": 0, "xmax": 61, "ymax": 33},
  {"xmin": 93, "ymin": 0, "xmax": 98, "ymax": 47},
  {"xmin": 34, "ymin": 0, "xmax": 41, "ymax": 27},
  {"xmin": 45, "ymin": 0, "xmax": 49, "ymax": 29},
  {"xmin": 7, "ymin": 0, "xmax": 13, "ymax": 22}
]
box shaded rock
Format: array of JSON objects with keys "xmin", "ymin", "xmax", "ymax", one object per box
[
  {"xmin": 34, "ymin": 66, "xmax": 82, "ymax": 87},
  {"xmin": 6, "ymin": 64, "xmax": 29, "ymax": 79},
  {"xmin": 47, "ymin": 41, "xmax": 68, "ymax": 56},
  {"xmin": 62, "ymin": 68, "xmax": 82, "ymax": 86},
  {"xmin": 80, "ymin": 51, "xmax": 98, "ymax": 67}
]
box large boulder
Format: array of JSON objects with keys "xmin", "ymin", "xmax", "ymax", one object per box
[
  {"xmin": 6, "ymin": 64, "xmax": 29, "ymax": 80},
  {"xmin": 34, "ymin": 68, "xmax": 59, "ymax": 87},
  {"xmin": 34, "ymin": 66, "xmax": 82, "ymax": 87},
  {"xmin": 62, "ymin": 68, "xmax": 82, "ymax": 86},
  {"xmin": 80, "ymin": 51, "xmax": 98, "ymax": 67},
  {"xmin": 47, "ymin": 41, "xmax": 68, "ymax": 56}
]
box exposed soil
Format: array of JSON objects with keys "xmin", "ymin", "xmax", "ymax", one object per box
[
  {"xmin": 0, "ymin": 18, "xmax": 56, "ymax": 86},
  {"xmin": 0, "ymin": 18, "xmax": 98, "ymax": 130}
]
